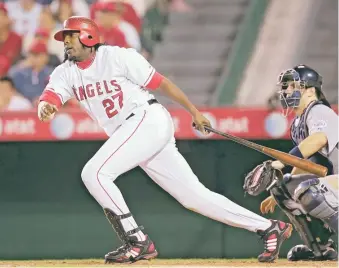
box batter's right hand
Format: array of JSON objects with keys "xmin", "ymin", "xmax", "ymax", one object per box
[
  {"xmin": 260, "ymin": 196, "xmax": 277, "ymax": 214},
  {"xmin": 38, "ymin": 101, "xmax": 58, "ymax": 122}
]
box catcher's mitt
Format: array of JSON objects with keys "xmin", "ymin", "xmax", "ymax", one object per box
[{"xmin": 243, "ymin": 160, "xmax": 282, "ymax": 196}]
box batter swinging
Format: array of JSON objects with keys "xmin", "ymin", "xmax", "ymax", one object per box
[{"xmin": 37, "ymin": 16, "xmax": 292, "ymax": 263}]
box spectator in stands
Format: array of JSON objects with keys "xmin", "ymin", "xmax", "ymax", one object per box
[
  {"xmin": 0, "ymin": 76, "xmax": 32, "ymax": 111},
  {"xmin": 49, "ymin": 0, "xmax": 90, "ymax": 18},
  {"xmin": 108, "ymin": 0, "xmax": 147, "ymax": 18},
  {"xmin": 9, "ymin": 40, "xmax": 53, "ymax": 105},
  {"xmin": 91, "ymin": 1, "xmax": 141, "ymax": 31},
  {"xmin": 34, "ymin": 28, "xmax": 61, "ymax": 67},
  {"xmin": 5, "ymin": 0, "xmax": 43, "ymax": 37},
  {"xmin": 36, "ymin": 0, "xmax": 53, "ymax": 4},
  {"xmin": 0, "ymin": 2, "xmax": 22, "ymax": 76},
  {"xmin": 37, "ymin": 8, "xmax": 64, "ymax": 61},
  {"xmin": 170, "ymin": 0, "xmax": 192, "ymax": 12},
  {"xmin": 54, "ymin": 0, "xmax": 75, "ymax": 24},
  {"xmin": 22, "ymin": 27, "xmax": 61, "ymax": 67},
  {"xmin": 95, "ymin": 2, "xmax": 141, "ymax": 51},
  {"xmin": 95, "ymin": 5, "xmax": 129, "ymax": 48},
  {"xmin": 127, "ymin": 0, "xmax": 155, "ymax": 18}
]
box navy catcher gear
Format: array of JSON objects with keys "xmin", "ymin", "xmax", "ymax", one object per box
[
  {"xmin": 287, "ymin": 240, "xmax": 338, "ymax": 261},
  {"xmin": 271, "ymin": 179, "xmax": 336, "ymax": 260},
  {"xmin": 277, "ymin": 64, "xmax": 323, "ymax": 109}
]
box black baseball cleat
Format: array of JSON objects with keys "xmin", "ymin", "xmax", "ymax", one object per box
[
  {"xmin": 287, "ymin": 239, "xmax": 338, "ymax": 261},
  {"xmin": 104, "ymin": 235, "xmax": 158, "ymax": 264},
  {"xmin": 257, "ymin": 220, "xmax": 293, "ymax": 262}
]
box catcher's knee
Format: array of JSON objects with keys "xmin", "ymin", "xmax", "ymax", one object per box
[{"xmin": 298, "ymin": 187, "xmax": 338, "ymax": 233}]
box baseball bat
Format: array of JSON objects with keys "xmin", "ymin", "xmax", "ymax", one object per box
[{"xmin": 203, "ymin": 126, "xmax": 328, "ymax": 177}]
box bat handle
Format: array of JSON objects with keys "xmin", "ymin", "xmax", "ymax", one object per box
[
  {"xmin": 192, "ymin": 123, "xmax": 213, "ymax": 134},
  {"xmin": 203, "ymin": 125, "xmax": 216, "ymax": 134}
]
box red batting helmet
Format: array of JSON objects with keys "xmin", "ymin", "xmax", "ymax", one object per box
[{"xmin": 54, "ymin": 16, "xmax": 100, "ymax": 47}]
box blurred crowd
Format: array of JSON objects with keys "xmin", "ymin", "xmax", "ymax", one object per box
[{"xmin": 0, "ymin": 0, "xmax": 192, "ymax": 112}]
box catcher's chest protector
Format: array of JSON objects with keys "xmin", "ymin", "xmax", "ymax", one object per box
[{"xmin": 290, "ymin": 100, "xmax": 323, "ymax": 146}]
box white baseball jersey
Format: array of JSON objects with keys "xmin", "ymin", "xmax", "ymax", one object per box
[{"xmin": 42, "ymin": 46, "xmax": 161, "ymax": 136}]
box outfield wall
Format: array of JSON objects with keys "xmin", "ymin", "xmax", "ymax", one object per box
[{"xmin": 0, "ymin": 139, "xmax": 320, "ymax": 259}]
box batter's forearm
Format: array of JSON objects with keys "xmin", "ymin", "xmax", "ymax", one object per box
[{"xmin": 158, "ymin": 77, "xmax": 199, "ymax": 116}]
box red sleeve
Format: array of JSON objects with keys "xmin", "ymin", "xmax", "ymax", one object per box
[
  {"xmin": 145, "ymin": 72, "xmax": 164, "ymax": 90},
  {"xmin": 39, "ymin": 89, "xmax": 62, "ymax": 108}
]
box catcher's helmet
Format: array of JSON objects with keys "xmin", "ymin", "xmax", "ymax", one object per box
[
  {"xmin": 277, "ymin": 64, "xmax": 323, "ymax": 109},
  {"xmin": 54, "ymin": 16, "xmax": 100, "ymax": 47}
]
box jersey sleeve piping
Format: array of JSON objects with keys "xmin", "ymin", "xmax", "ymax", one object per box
[{"xmin": 143, "ymin": 68, "xmax": 155, "ymax": 87}]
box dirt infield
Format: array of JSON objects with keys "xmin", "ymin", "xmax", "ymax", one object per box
[{"xmin": 0, "ymin": 259, "xmax": 337, "ymax": 268}]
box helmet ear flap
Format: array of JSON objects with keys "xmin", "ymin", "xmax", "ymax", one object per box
[{"xmin": 79, "ymin": 30, "xmax": 99, "ymax": 47}]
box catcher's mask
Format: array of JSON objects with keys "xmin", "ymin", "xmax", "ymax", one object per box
[
  {"xmin": 243, "ymin": 161, "xmax": 281, "ymax": 196},
  {"xmin": 277, "ymin": 64, "xmax": 322, "ymax": 116}
]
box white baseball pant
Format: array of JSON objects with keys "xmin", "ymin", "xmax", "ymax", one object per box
[{"xmin": 81, "ymin": 103, "xmax": 272, "ymax": 236}]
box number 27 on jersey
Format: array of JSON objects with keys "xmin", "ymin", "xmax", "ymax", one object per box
[{"xmin": 102, "ymin": 81, "xmax": 124, "ymax": 118}]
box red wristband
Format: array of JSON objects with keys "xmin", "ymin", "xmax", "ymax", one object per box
[{"xmin": 39, "ymin": 89, "xmax": 62, "ymax": 108}]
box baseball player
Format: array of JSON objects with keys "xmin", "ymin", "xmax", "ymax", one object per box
[
  {"xmin": 37, "ymin": 16, "xmax": 292, "ymax": 264},
  {"xmin": 248, "ymin": 64, "xmax": 338, "ymax": 261}
]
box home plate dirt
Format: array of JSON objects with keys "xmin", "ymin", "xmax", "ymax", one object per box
[{"xmin": 0, "ymin": 259, "xmax": 337, "ymax": 268}]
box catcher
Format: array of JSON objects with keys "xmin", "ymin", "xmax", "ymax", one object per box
[
  {"xmin": 244, "ymin": 64, "xmax": 338, "ymax": 261},
  {"xmin": 244, "ymin": 161, "xmax": 337, "ymax": 261}
]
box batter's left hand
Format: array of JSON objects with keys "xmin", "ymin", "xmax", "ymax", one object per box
[{"xmin": 192, "ymin": 113, "xmax": 211, "ymax": 135}]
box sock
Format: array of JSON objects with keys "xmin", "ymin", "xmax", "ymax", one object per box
[{"xmin": 121, "ymin": 216, "xmax": 146, "ymax": 241}]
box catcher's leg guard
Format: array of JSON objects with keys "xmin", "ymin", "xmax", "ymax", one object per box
[
  {"xmin": 271, "ymin": 187, "xmax": 324, "ymax": 259},
  {"xmin": 103, "ymin": 208, "xmax": 158, "ymax": 263},
  {"xmin": 272, "ymin": 183, "xmax": 337, "ymax": 260},
  {"xmin": 285, "ymin": 174, "xmax": 338, "ymax": 234},
  {"xmin": 297, "ymin": 185, "xmax": 338, "ymax": 234}
]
